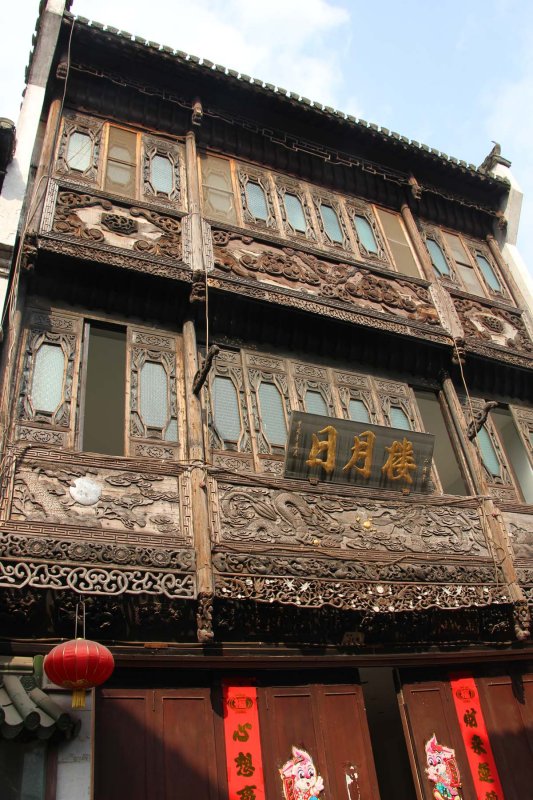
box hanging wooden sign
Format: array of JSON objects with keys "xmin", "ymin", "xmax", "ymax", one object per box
[{"xmin": 284, "ymin": 412, "xmax": 434, "ymax": 493}]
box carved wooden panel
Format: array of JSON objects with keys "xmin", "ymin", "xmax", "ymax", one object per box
[
  {"xmin": 212, "ymin": 480, "xmax": 490, "ymax": 557},
  {"xmin": 55, "ymin": 112, "xmax": 104, "ymax": 185},
  {"xmin": 453, "ymin": 296, "xmax": 533, "ymax": 364},
  {"xmin": 127, "ymin": 327, "xmax": 183, "ymax": 460},
  {"xmin": 510, "ymin": 405, "xmax": 533, "ymax": 463},
  {"xmin": 212, "ymin": 230, "xmax": 441, "ymax": 329},
  {"xmin": 9, "ymin": 455, "xmax": 191, "ymax": 547},
  {"xmin": 51, "ymin": 188, "xmax": 183, "ymax": 262},
  {"xmin": 15, "ymin": 309, "xmax": 83, "ymax": 448},
  {"xmin": 141, "ymin": 136, "xmax": 186, "ymax": 208},
  {"xmin": 503, "ymin": 511, "xmax": 533, "ymax": 562}
]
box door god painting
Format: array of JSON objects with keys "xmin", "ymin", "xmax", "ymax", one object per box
[
  {"xmin": 280, "ymin": 746, "xmax": 324, "ymax": 800},
  {"xmin": 425, "ymin": 735, "xmax": 463, "ymax": 800}
]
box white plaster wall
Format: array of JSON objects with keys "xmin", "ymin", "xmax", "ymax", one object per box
[{"xmin": 49, "ymin": 690, "xmax": 93, "ymax": 800}]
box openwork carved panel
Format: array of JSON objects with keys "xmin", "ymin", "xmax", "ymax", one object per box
[
  {"xmin": 212, "ymin": 230, "xmax": 441, "ymax": 328},
  {"xmin": 453, "ymin": 296, "xmax": 533, "ymax": 361},
  {"xmin": 142, "ymin": 135, "xmax": 184, "ymax": 206},
  {"xmin": 237, "ymin": 165, "xmax": 277, "ymax": 231},
  {"xmin": 274, "ymin": 176, "xmax": 317, "ymax": 241},
  {"xmin": 52, "ymin": 189, "xmax": 183, "ymax": 261},
  {"xmin": 10, "ymin": 460, "xmax": 189, "ymax": 544},
  {"xmin": 346, "ymin": 199, "xmax": 389, "ymax": 264},
  {"xmin": 312, "ymin": 191, "xmax": 352, "ymax": 253},
  {"xmin": 213, "ymin": 482, "xmax": 490, "ymax": 556},
  {"xmin": 16, "ymin": 311, "xmax": 82, "ymax": 446},
  {"xmin": 55, "ymin": 112, "xmax": 103, "ymax": 184},
  {"xmin": 206, "ymin": 349, "xmax": 252, "ymax": 458},
  {"xmin": 334, "ymin": 370, "xmax": 380, "ymax": 425},
  {"xmin": 127, "ymin": 327, "xmax": 181, "ymax": 459}
]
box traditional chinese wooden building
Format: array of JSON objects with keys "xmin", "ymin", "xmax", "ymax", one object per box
[{"xmin": 1, "ymin": 2, "xmax": 533, "ymax": 798}]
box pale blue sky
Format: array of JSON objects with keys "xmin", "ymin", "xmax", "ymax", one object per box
[{"xmin": 2, "ymin": 0, "xmax": 533, "ymax": 278}]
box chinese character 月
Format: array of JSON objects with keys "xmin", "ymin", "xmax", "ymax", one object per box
[
  {"xmin": 342, "ymin": 431, "xmax": 375, "ymax": 479},
  {"xmin": 306, "ymin": 425, "xmax": 337, "ymax": 475},
  {"xmin": 381, "ymin": 437, "xmax": 417, "ymax": 485}
]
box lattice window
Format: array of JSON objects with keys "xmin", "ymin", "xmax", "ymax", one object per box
[
  {"xmin": 238, "ymin": 167, "xmax": 277, "ymax": 230},
  {"xmin": 312, "ymin": 192, "xmax": 351, "ymax": 251},
  {"xmin": 347, "ymin": 200, "xmax": 389, "ymax": 264},
  {"xmin": 275, "ymin": 178, "xmax": 317, "ymax": 241},
  {"xmin": 142, "ymin": 136, "xmax": 182, "ymax": 204},
  {"xmin": 56, "ymin": 113, "xmax": 103, "ymax": 183}
]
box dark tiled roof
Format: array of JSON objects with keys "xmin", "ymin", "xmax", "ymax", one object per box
[
  {"xmin": 65, "ymin": 13, "xmax": 508, "ymax": 188},
  {"xmin": 0, "ymin": 674, "xmax": 79, "ymax": 740}
]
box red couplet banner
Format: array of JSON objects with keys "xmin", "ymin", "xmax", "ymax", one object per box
[
  {"xmin": 222, "ymin": 680, "xmax": 266, "ymax": 800},
  {"xmin": 449, "ymin": 674, "xmax": 504, "ymax": 799}
]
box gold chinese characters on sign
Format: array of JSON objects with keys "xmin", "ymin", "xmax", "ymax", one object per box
[{"xmin": 286, "ymin": 412, "xmax": 434, "ymax": 493}]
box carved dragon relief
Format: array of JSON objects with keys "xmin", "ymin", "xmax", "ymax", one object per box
[
  {"xmin": 52, "ymin": 190, "xmax": 182, "ymax": 260},
  {"xmin": 215, "ymin": 484, "xmax": 490, "ymax": 556},
  {"xmin": 11, "ymin": 463, "xmax": 187, "ymax": 542},
  {"xmin": 211, "ymin": 230, "xmax": 441, "ymax": 327}
]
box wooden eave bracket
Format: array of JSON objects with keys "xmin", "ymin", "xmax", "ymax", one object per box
[{"xmin": 193, "ymin": 344, "xmax": 219, "ymax": 395}]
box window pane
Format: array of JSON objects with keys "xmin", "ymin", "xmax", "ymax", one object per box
[
  {"xmin": 246, "ymin": 181, "xmax": 269, "ymax": 221},
  {"xmin": 106, "ymin": 162, "xmax": 135, "ymax": 189},
  {"xmin": 443, "ymin": 232, "xmax": 485, "ymax": 294},
  {"xmin": 284, "ymin": 193, "xmax": 306, "ymax": 232},
  {"xmin": 415, "ymin": 389, "xmax": 467, "ymax": 495},
  {"xmin": 389, "ymin": 406, "xmax": 411, "ymax": 430},
  {"xmin": 443, "ymin": 232, "xmax": 470, "ymax": 265},
  {"xmin": 320, "ymin": 204, "xmax": 343, "ymax": 243},
  {"xmin": 107, "ymin": 128, "xmax": 136, "ymax": 164},
  {"xmin": 66, "ymin": 131, "xmax": 91, "ymax": 172},
  {"xmin": 213, "ymin": 376, "xmax": 241, "ymax": 443},
  {"xmin": 31, "ymin": 343, "xmax": 65, "ymax": 413},
  {"xmin": 201, "ymin": 155, "xmax": 237, "ymax": 223},
  {"xmin": 377, "ymin": 209, "xmax": 420, "ymax": 278},
  {"xmin": 354, "ymin": 215, "xmax": 379, "ymax": 254},
  {"xmin": 349, "ymin": 399, "xmax": 370, "ymax": 423},
  {"xmin": 476, "ymin": 254, "xmax": 502, "ymax": 292},
  {"xmin": 476, "ymin": 426, "xmax": 501, "ymax": 478},
  {"xmin": 305, "ymin": 390, "xmax": 328, "ymax": 416},
  {"xmin": 258, "ymin": 382, "xmax": 286, "ymax": 446},
  {"xmin": 151, "ymin": 154, "xmax": 174, "ymax": 194},
  {"xmin": 140, "ymin": 361, "xmax": 168, "ymax": 429},
  {"xmin": 164, "ymin": 419, "xmax": 178, "ymax": 442},
  {"xmin": 83, "ymin": 324, "xmax": 126, "ymax": 456},
  {"xmin": 427, "ymin": 239, "xmax": 450, "ymax": 276},
  {"xmin": 457, "ymin": 263, "xmax": 485, "ymax": 295},
  {"xmin": 492, "ymin": 408, "xmax": 533, "ymax": 502}
]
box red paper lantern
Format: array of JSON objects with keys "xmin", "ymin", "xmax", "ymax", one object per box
[{"xmin": 44, "ymin": 638, "xmax": 115, "ymax": 708}]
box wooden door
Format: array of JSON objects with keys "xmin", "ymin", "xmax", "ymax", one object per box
[
  {"xmin": 476, "ymin": 671, "xmax": 533, "ymax": 798},
  {"xmin": 94, "ymin": 688, "xmax": 227, "ymax": 800},
  {"xmin": 398, "ymin": 677, "xmax": 478, "ymax": 799},
  {"xmin": 258, "ymin": 682, "xmax": 381, "ymax": 799}
]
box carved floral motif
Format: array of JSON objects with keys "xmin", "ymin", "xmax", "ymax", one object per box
[
  {"xmin": 212, "ymin": 230, "xmax": 440, "ymax": 326},
  {"xmin": 453, "ymin": 296, "xmax": 533, "ymax": 356}
]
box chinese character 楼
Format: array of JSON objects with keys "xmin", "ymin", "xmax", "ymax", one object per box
[
  {"xmin": 478, "ymin": 762, "xmax": 494, "ymax": 783},
  {"xmin": 381, "ymin": 437, "xmax": 417, "ymax": 485},
  {"xmin": 306, "ymin": 425, "xmax": 337, "ymax": 475},
  {"xmin": 342, "ymin": 431, "xmax": 375, "ymax": 479},
  {"xmin": 236, "ymin": 785, "xmax": 257, "ymax": 800}
]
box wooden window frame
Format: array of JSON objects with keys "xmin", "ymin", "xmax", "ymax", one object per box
[{"xmin": 421, "ymin": 222, "xmax": 511, "ymax": 302}]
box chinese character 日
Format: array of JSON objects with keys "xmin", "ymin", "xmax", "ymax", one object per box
[
  {"xmin": 381, "ymin": 437, "xmax": 417, "ymax": 485},
  {"xmin": 233, "ymin": 723, "xmax": 252, "ymax": 742},
  {"xmin": 306, "ymin": 425, "xmax": 337, "ymax": 475},
  {"xmin": 235, "ymin": 751, "xmax": 255, "ymax": 777},
  {"xmin": 342, "ymin": 430, "xmax": 375, "ymax": 479}
]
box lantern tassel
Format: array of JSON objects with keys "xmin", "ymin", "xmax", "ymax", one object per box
[{"xmin": 72, "ymin": 689, "xmax": 86, "ymax": 709}]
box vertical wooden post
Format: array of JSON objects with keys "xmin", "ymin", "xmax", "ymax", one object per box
[
  {"xmin": 400, "ymin": 201, "xmax": 434, "ymax": 282},
  {"xmin": 441, "ymin": 373, "xmax": 529, "ymax": 639},
  {"xmin": 183, "ymin": 127, "xmax": 215, "ymax": 641}
]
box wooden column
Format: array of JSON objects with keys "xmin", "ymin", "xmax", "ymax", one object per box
[
  {"xmin": 400, "ymin": 201, "xmax": 434, "ymax": 282},
  {"xmin": 183, "ymin": 127, "xmax": 215, "ymax": 641},
  {"xmin": 441, "ymin": 373, "xmax": 529, "ymax": 640}
]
